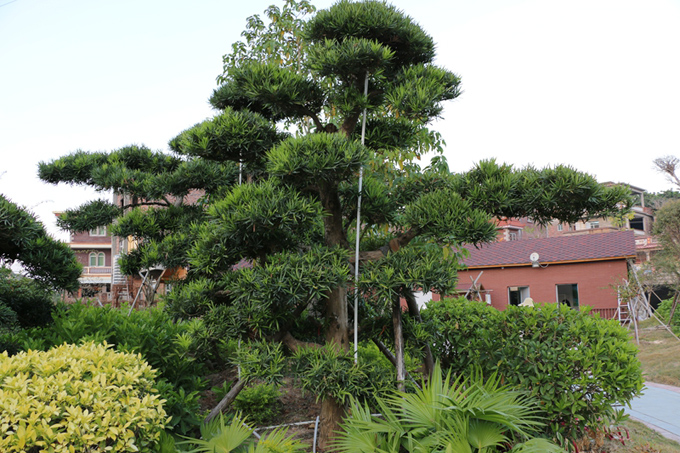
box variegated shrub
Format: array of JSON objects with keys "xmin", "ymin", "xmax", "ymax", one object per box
[{"xmin": 0, "ymin": 341, "xmax": 169, "ymax": 452}]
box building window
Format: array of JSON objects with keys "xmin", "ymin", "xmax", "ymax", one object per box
[
  {"xmin": 508, "ymin": 286, "xmax": 530, "ymax": 306},
  {"xmin": 629, "ymin": 216, "xmax": 644, "ymax": 231},
  {"xmin": 89, "ymin": 252, "xmax": 105, "ymax": 267},
  {"xmin": 508, "ymin": 232, "xmax": 517, "ymax": 241},
  {"xmin": 557, "ymin": 223, "xmax": 563, "ymax": 232},
  {"xmin": 589, "ymin": 221, "xmax": 599, "ymax": 229},
  {"xmin": 89, "ymin": 226, "xmax": 107, "ymax": 236},
  {"xmin": 556, "ymin": 284, "xmax": 579, "ymax": 308}
]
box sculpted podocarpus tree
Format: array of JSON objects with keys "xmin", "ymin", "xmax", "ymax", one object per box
[
  {"xmin": 39, "ymin": 1, "xmax": 630, "ymax": 448},
  {"xmin": 167, "ymin": 1, "xmax": 629, "ymax": 448}
]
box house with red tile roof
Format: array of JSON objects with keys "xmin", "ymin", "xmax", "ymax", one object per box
[{"xmin": 455, "ymin": 230, "xmax": 636, "ymax": 318}]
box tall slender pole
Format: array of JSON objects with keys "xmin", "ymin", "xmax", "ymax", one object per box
[{"xmin": 354, "ymin": 72, "xmax": 369, "ymax": 363}]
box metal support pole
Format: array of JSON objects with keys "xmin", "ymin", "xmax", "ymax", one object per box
[{"xmin": 353, "ymin": 72, "xmax": 369, "ymax": 363}]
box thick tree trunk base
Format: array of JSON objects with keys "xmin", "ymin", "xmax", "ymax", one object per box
[{"xmin": 318, "ymin": 397, "xmax": 345, "ymax": 452}]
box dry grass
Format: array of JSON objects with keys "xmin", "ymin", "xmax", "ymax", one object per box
[
  {"xmin": 600, "ymin": 419, "xmax": 680, "ymax": 453},
  {"xmin": 633, "ymin": 318, "xmax": 680, "ymax": 387}
]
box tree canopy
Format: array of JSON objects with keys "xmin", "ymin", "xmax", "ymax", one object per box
[{"xmin": 0, "ymin": 194, "xmax": 81, "ymax": 292}]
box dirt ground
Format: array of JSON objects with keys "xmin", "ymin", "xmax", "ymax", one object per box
[{"xmin": 200, "ymin": 369, "xmax": 321, "ymax": 446}]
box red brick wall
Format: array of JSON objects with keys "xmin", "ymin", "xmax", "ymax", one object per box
[
  {"xmin": 71, "ymin": 230, "xmax": 111, "ymax": 244},
  {"xmin": 456, "ymin": 259, "xmax": 627, "ymax": 311}
]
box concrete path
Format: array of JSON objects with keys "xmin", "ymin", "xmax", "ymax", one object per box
[{"xmin": 624, "ymin": 382, "xmax": 680, "ymax": 443}]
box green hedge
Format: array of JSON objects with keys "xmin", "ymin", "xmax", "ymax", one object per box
[{"xmin": 421, "ymin": 298, "xmax": 643, "ymax": 442}]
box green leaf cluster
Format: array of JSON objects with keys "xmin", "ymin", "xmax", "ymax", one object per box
[
  {"xmin": 304, "ymin": 0, "xmax": 435, "ymax": 71},
  {"xmin": 333, "ymin": 363, "xmax": 564, "ymax": 453},
  {"xmin": 290, "ymin": 343, "xmax": 395, "ymax": 406},
  {"xmin": 170, "ymin": 107, "xmax": 287, "ymax": 165},
  {"xmin": 268, "ymin": 133, "xmax": 368, "ymax": 186},
  {"xmin": 359, "ymin": 244, "xmax": 461, "ymax": 311},
  {"xmin": 180, "ymin": 413, "xmax": 308, "ymax": 453},
  {"xmin": 0, "ymin": 195, "xmax": 81, "ymax": 292},
  {"xmin": 422, "ymin": 298, "xmax": 644, "ymax": 442},
  {"xmin": 233, "ymin": 383, "xmax": 282, "ymax": 426},
  {"xmin": 190, "ymin": 181, "xmax": 324, "ymax": 274},
  {"xmin": 0, "ymin": 341, "xmax": 168, "ymax": 452},
  {"xmin": 178, "ymin": 246, "xmax": 349, "ymax": 341}
]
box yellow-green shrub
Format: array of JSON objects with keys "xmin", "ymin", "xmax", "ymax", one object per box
[{"xmin": 0, "ymin": 341, "xmax": 169, "ymax": 452}]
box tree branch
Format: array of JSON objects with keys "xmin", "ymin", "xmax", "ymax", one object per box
[
  {"xmin": 349, "ymin": 228, "xmax": 419, "ymax": 264},
  {"xmin": 280, "ymin": 331, "xmax": 323, "ymax": 352},
  {"xmin": 205, "ymin": 378, "xmax": 246, "ymax": 423}
]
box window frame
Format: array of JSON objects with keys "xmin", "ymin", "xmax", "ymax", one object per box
[
  {"xmin": 89, "ymin": 252, "xmax": 105, "ymax": 267},
  {"xmin": 508, "ymin": 286, "xmax": 530, "ymax": 306},
  {"xmin": 556, "ymin": 283, "xmax": 579, "ymax": 308},
  {"xmin": 89, "ymin": 226, "xmax": 108, "ymax": 237}
]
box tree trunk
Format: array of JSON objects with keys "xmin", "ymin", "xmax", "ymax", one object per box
[
  {"xmin": 318, "ymin": 395, "xmax": 345, "ymax": 452},
  {"xmin": 392, "ymin": 295, "xmax": 406, "ymax": 392},
  {"xmin": 318, "ymin": 180, "xmax": 350, "ymax": 450},
  {"xmin": 317, "ymin": 285, "xmax": 349, "ymax": 451},
  {"xmin": 319, "ymin": 184, "xmax": 349, "ymax": 249},
  {"xmin": 403, "ymin": 289, "xmax": 435, "ymax": 380}
]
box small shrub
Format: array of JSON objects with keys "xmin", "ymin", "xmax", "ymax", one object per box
[
  {"xmin": 655, "ymin": 297, "xmax": 680, "ymax": 332},
  {"xmin": 422, "ymin": 297, "xmax": 644, "ymax": 443},
  {"xmin": 233, "ymin": 383, "xmax": 282, "ymax": 425},
  {"xmin": 0, "ymin": 268, "xmax": 55, "ymax": 329},
  {"xmin": 290, "ymin": 343, "xmax": 398, "ymax": 409},
  {"xmin": 0, "ymin": 341, "xmax": 168, "ymax": 452},
  {"xmin": 334, "ymin": 363, "xmax": 564, "ymax": 453},
  {"xmin": 5, "ymin": 302, "xmax": 208, "ymax": 435}
]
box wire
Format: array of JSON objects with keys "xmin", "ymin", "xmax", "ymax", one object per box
[{"xmin": 0, "ymin": 0, "xmax": 19, "ymax": 8}]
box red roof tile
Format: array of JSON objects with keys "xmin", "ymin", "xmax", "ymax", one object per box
[{"xmin": 461, "ymin": 230, "xmax": 636, "ymax": 268}]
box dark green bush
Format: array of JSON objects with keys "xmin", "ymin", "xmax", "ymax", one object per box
[
  {"xmin": 0, "ymin": 268, "xmax": 55, "ymax": 329},
  {"xmin": 421, "ymin": 297, "xmax": 643, "ymax": 443},
  {"xmin": 290, "ymin": 343, "xmax": 404, "ymax": 409},
  {"xmin": 3, "ymin": 302, "xmax": 207, "ymax": 436},
  {"xmin": 233, "ymin": 383, "xmax": 282, "ymax": 426}
]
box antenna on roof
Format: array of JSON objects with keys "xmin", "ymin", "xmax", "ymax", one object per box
[{"xmin": 530, "ymin": 252, "xmax": 540, "ymax": 268}]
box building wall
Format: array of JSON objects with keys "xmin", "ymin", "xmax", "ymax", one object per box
[
  {"xmin": 74, "ymin": 249, "xmax": 112, "ymax": 267},
  {"xmin": 456, "ymin": 259, "xmax": 628, "ymax": 313},
  {"xmin": 71, "ymin": 230, "xmax": 111, "ymax": 244}
]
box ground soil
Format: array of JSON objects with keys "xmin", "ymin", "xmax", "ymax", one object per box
[{"xmin": 199, "ymin": 368, "xmax": 321, "ymax": 447}]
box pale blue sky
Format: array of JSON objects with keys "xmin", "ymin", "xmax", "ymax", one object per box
[{"xmin": 2, "ymin": 0, "xmax": 679, "ymax": 239}]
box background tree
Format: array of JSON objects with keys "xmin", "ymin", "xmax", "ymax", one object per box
[
  {"xmin": 0, "ymin": 194, "xmax": 81, "ymax": 292},
  {"xmin": 652, "ymin": 200, "xmax": 680, "ymax": 292},
  {"xmin": 653, "ymin": 155, "xmax": 680, "ymax": 189},
  {"xmin": 0, "ymin": 194, "xmax": 81, "ymax": 349}
]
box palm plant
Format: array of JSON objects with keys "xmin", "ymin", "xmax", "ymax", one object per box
[
  {"xmin": 333, "ymin": 364, "xmax": 564, "ymax": 453},
  {"xmin": 178, "ymin": 413, "xmax": 308, "ymax": 453}
]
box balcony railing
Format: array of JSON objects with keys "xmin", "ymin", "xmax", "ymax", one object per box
[
  {"xmin": 589, "ymin": 307, "xmax": 618, "ymax": 320},
  {"xmin": 82, "ymin": 266, "xmax": 112, "ymax": 275}
]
